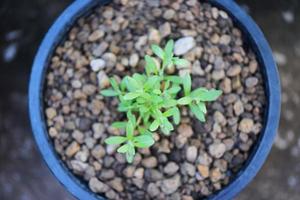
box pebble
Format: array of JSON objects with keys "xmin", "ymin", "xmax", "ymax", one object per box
[
  {"xmin": 90, "ymin": 59, "xmax": 106, "ymax": 72},
  {"xmin": 66, "ymin": 141, "xmax": 80, "ymax": 157},
  {"xmin": 238, "ymin": 118, "xmax": 254, "ymax": 133},
  {"xmin": 233, "ymin": 100, "xmax": 244, "ymax": 116},
  {"xmin": 245, "ymin": 77, "xmax": 258, "ymax": 88},
  {"xmin": 148, "ymin": 28, "xmax": 161, "ymax": 44},
  {"xmin": 91, "ymin": 145, "xmax": 105, "ymax": 159},
  {"xmin": 209, "ymin": 143, "xmax": 226, "ymax": 158},
  {"xmin": 197, "ymin": 164, "xmax": 209, "ymax": 179},
  {"xmin": 163, "ymin": 9, "xmax": 176, "ymax": 20},
  {"xmin": 142, "ymin": 156, "xmax": 158, "ymax": 168},
  {"xmin": 210, "ymin": 168, "xmax": 223, "ymax": 182},
  {"xmin": 192, "ymin": 61, "xmax": 205, "ymax": 76},
  {"xmin": 159, "ymin": 22, "xmax": 171, "ymax": 38},
  {"xmin": 129, "ymin": 53, "xmax": 139, "ymax": 68},
  {"xmin": 89, "ymin": 177, "xmax": 109, "ymax": 193},
  {"xmin": 123, "ymin": 166, "xmax": 135, "ymax": 178},
  {"xmin": 220, "ymin": 78, "xmax": 231, "ymax": 93},
  {"xmin": 174, "ymin": 37, "xmax": 196, "ymax": 56},
  {"xmin": 97, "ymin": 70, "xmax": 110, "ymax": 89},
  {"xmin": 92, "ymin": 123, "xmax": 105, "ymax": 139},
  {"xmin": 71, "ymin": 80, "xmax": 82, "ymax": 88},
  {"xmin": 186, "ymin": 146, "xmax": 198, "ymax": 162},
  {"xmin": 45, "ymin": 108, "xmax": 57, "ymax": 119},
  {"xmin": 212, "ymin": 69, "xmax": 225, "ymax": 80},
  {"xmin": 134, "ymin": 168, "xmax": 144, "ymax": 179},
  {"xmin": 227, "ymin": 65, "xmax": 241, "ymax": 77},
  {"xmin": 164, "ymin": 162, "xmax": 179, "ymax": 176},
  {"xmin": 214, "ymin": 111, "xmax": 226, "ymax": 126},
  {"xmin": 147, "ymin": 183, "xmax": 160, "ymax": 198},
  {"xmin": 70, "ymin": 160, "xmax": 88, "ymax": 173},
  {"xmin": 92, "ymin": 42, "xmax": 108, "ymax": 57},
  {"xmin": 72, "ymin": 130, "xmax": 84, "ymax": 143},
  {"xmin": 182, "ymin": 162, "xmax": 196, "ymax": 176},
  {"xmin": 88, "ymin": 30, "xmax": 104, "ymax": 42},
  {"xmin": 178, "ymin": 123, "xmax": 194, "ymax": 137},
  {"xmin": 108, "ymin": 178, "xmax": 124, "ymax": 192},
  {"xmin": 161, "ymin": 175, "xmax": 181, "ymax": 194}
]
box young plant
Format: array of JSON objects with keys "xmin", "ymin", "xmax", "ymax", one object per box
[{"xmin": 101, "ymin": 40, "xmax": 222, "ymax": 163}]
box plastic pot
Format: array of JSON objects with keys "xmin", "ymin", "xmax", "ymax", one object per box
[{"xmin": 29, "ymin": 0, "xmax": 281, "ymax": 199}]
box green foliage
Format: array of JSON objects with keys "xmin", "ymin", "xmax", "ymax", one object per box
[{"xmin": 101, "ymin": 40, "xmax": 222, "ymax": 163}]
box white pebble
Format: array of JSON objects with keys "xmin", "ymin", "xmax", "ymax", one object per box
[
  {"xmin": 90, "ymin": 59, "xmax": 106, "ymax": 72},
  {"xmin": 174, "ymin": 37, "xmax": 196, "ymax": 56}
]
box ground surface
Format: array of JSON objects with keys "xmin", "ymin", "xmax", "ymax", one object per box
[{"xmin": 0, "ymin": 0, "xmax": 299, "ymax": 199}]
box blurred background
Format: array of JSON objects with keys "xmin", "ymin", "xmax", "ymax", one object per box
[{"xmin": 0, "ymin": 0, "xmax": 299, "ymax": 199}]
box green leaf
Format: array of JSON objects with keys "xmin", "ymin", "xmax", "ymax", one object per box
[
  {"xmin": 149, "ymin": 119, "xmax": 160, "ymax": 131},
  {"xmin": 123, "ymin": 92, "xmax": 141, "ymax": 100},
  {"xmin": 199, "ymin": 89, "xmax": 223, "ymax": 102},
  {"xmin": 111, "ymin": 121, "xmax": 127, "ymax": 129},
  {"xmin": 173, "ymin": 57, "xmax": 190, "ymax": 68},
  {"xmin": 100, "ymin": 89, "xmax": 119, "ymax": 97},
  {"xmin": 132, "ymin": 73, "xmax": 146, "ymax": 84},
  {"xmin": 144, "ymin": 76, "xmax": 160, "ymax": 90},
  {"xmin": 172, "ymin": 107, "xmax": 180, "ymax": 124},
  {"xmin": 191, "ymin": 88, "xmax": 208, "ymax": 98},
  {"xmin": 165, "ymin": 76, "xmax": 182, "ymax": 84},
  {"xmin": 151, "ymin": 44, "xmax": 165, "ymax": 60},
  {"xmin": 117, "ymin": 144, "xmax": 129, "ymax": 153},
  {"xmin": 177, "ymin": 96, "xmax": 193, "ymax": 105},
  {"xmin": 133, "ymin": 135, "xmax": 155, "ymax": 148},
  {"xmin": 153, "ymin": 89, "xmax": 162, "ymax": 95},
  {"xmin": 127, "ymin": 111, "xmax": 136, "ymax": 126},
  {"xmin": 125, "ymin": 76, "xmax": 140, "ymax": 92},
  {"xmin": 198, "ymin": 102, "xmax": 207, "ymax": 114},
  {"xmin": 183, "ymin": 73, "xmax": 192, "ymax": 95},
  {"xmin": 164, "ymin": 40, "xmax": 174, "ymax": 67},
  {"xmin": 190, "ymin": 104, "xmax": 206, "ymax": 122},
  {"xmin": 167, "ymin": 86, "xmax": 181, "ymax": 94},
  {"xmin": 163, "ymin": 99, "xmax": 178, "ymax": 108},
  {"xmin": 105, "ymin": 136, "xmax": 127, "ymax": 145},
  {"xmin": 160, "ymin": 118, "xmax": 174, "ymax": 135},
  {"xmin": 126, "ymin": 142, "xmax": 135, "ymax": 163},
  {"xmin": 126, "ymin": 120, "xmax": 134, "ymax": 138},
  {"xmin": 109, "ymin": 78, "xmax": 120, "ymax": 92},
  {"xmin": 145, "ymin": 55, "xmax": 158, "ymax": 75}
]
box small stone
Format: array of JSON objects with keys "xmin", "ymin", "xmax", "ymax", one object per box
[
  {"xmin": 197, "ymin": 152, "xmax": 213, "ymax": 166},
  {"xmin": 211, "ymin": 33, "xmax": 220, "ymax": 44},
  {"xmin": 102, "ymin": 53, "xmax": 117, "ymax": 68},
  {"xmin": 234, "ymin": 100, "xmax": 244, "ymax": 116},
  {"xmin": 75, "ymin": 150, "xmax": 89, "ymax": 162},
  {"xmin": 89, "ymin": 177, "xmax": 109, "ymax": 193},
  {"xmin": 91, "ymin": 145, "xmax": 105, "ymax": 159},
  {"xmin": 142, "ymin": 156, "xmax": 158, "ymax": 168},
  {"xmin": 129, "ymin": 53, "xmax": 139, "ymax": 68},
  {"xmin": 92, "ymin": 123, "xmax": 105, "ymax": 139},
  {"xmin": 214, "ymin": 57, "xmax": 225, "ymax": 70},
  {"xmin": 212, "ymin": 69, "xmax": 225, "ymax": 80},
  {"xmin": 66, "ymin": 141, "xmax": 80, "ymax": 157},
  {"xmin": 92, "ymin": 42, "xmax": 108, "ymax": 57},
  {"xmin": 72, "ymin": 130, "xmax": 84, "ymax": 143},
  {"xmin": 147, "ymin": 183, "xmax": 160, "ymax": 198},
  {"xmin": 88, "ymin": 30, "xmax": 104, "ymax": 42},
  {"xmin": 145, "ymin": 169, "xmax": 163, "ymax": 181},
  {"xmin": 70, "ymin": 160, "xmax": 88, "ymax": 173},
  {"xmin": 182, "ymin": 195, "xmax": 194, "ymax": 200},
  {"xmin": 71, "ymin": 80, "xmax": 82, "ymax": 89},
  {"xmin": 134, "ymin": 168, "xmax": 144, "ymax": 179},
  {"xmin": 123, "ymin": 166, "xmax": 135, "ymax": 178},
  {"xmin": 178, "ymin": 124, "xmax": 194, "ymax": 137},
  {"xmin": 163, "ymin": 162, "xmax": 179, "ymax": 176},
  {"xmin": 103, "ymin": 8, "xmax": 114, "ymax": 19},
  {"xmin": 220, "ymin": 78, "xmax": 231, "ymax": 94},
  {"xmin": 245, "ymin": 77, "xmax": 258, "ymax": 88},
  {"xmin": 209, "ymin": 143, "xmax": 226, "ymax": 158},
  {"xmin": 181, "ymin": 162, "xmax": 196, "ymax": 176},
  {"xmin": 219, "ymin": 35, "xmax": 231, "ymax": 45},
  {"xmin": 46, "ymin": 108, "xmax": 57, "ymax": 119},
  {"xmin": 49, "ymin": 127, "xmax": 58, "ymax": 138},
  {"xmin": 186, "ymin": 146, "xmax": 198, "ymax": 162},
  {"xmin": 211, "ymin": 7, "xmax": 219, "ymax": 19},
  {"xmin": 161, "ymin": 175, "xmax": 181, "ymax": 194},
  {"xmin": 249, "ymin": 61, "xmax": 258, "ymax": 73},
  {"xmin": 227, "ymin": 65, "xmax": 241, "ymax": 77},
  {"xmin": 90, "ymin": 59, "xmax": 106, "ymax": 72},
  {"xmin": 192, "ymin": 61, "xmax": 204, "ymax": 76},
  {"xmin": 197, "ymin": 164, "xmax": 209, "ymax": 179},
  {"xmin": 163, "ymin": 9, "xmax": 176, "ymax": 20},
  {"xmin": 159, "ymin": 22, "xmax": 171, "ymax": 38},
  {"xmin": 97, "ymin": 70, "xmax": 110, "ymax": 89},
  {"xmin": 100, "ymin": 169, "xmax": 115, "ymax": 180},
  {"xmin": 239, "ymin": 118, "xmax": 254, "ymax": 133},
  {"xmin": 219, "ymin": 10, "xmax": 229, "ymax": 19},
  {"xmin": 78, "ymin": 118, "xmax": 92, "ymax": 131},
  {"xmin": 105, "ymin": 190, "xmax": 117, "ymax": 199},
  {"xmin": 210, "ymin": 168, "xmax": 222, "ymax": 182},
  {"xmin": 174, "ymin": 37, "xmax": 196, "ymax": 56},
  {"xmin": 108, "ymin": 178, "xmax": 124, "ymax": 192},
  {"xmin": 148, "ymin": 28, "xmax": 161, "ymax": 44}
]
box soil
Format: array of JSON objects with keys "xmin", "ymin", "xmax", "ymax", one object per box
[{"xmin": 43, "ymin": 0, "xmax": 266, "ymax": 199}]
